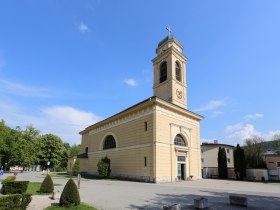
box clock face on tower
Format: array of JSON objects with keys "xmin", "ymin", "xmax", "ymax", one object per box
[{"xmin": 176, "ymin": 89, "xmax": 182, "ymax": 99}]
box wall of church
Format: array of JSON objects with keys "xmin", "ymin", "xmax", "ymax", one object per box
[
  {"xmin": 154, "ymin": 104, "xmax": 202, "ymax": 182},
  {"xmin": 81, "ymin": 111, "xmax": 155, "ymax": 181}
]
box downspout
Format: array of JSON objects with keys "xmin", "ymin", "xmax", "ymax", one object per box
[
  {"xmin": 189, "ymin": 129, "xmax": 192, "ymax": 178},
  {"xmin": 153, "ymin": 102, "xmax": 157, "ymax": 182},
  {"xmin": 170, "ymin": 123, "xmax": 173, "ymax": 182}
]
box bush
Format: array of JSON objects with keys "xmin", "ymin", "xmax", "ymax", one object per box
[
  {"xmin": 72, "ymin": 159, "xmax": 80, "ymax": 175},
  {"xmin": 97, "ymin": 156, "xmax": 111, "ymax": 178},
  {"xmin": 40, "ymin": 174, "xmax": 54, "ymax": 193},
  {"xmin": 0, "ymin": 194, "xmax": 32, "ymax": 210},
  {"xmin": 2, "ymin": 181, "xmax": 29, "ymax": 195},
  {"xmin": 59, "ymin": 178, "xmax": 80, "ymax": 207},
  {"xmin": 1, "ymin": 176, "xmax": 16, "ymax": 184}
]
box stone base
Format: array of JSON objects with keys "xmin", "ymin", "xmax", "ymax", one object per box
[
  {"xmin": 229, "ymin": 194, "xmax": 248, "ymax": 207},
  {"xmin": 163, "ymin": 204, "xmax": 181, "ymax": 210},
  {"xmin": 194, "ymin": 197, "xmax": 208, "ymax": 209}
]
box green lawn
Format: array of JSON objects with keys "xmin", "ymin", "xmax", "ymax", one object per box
[
  {"xmin": 26, "ymin": 182, "xmax": 61, "ymax": 195},
  {"xmin": 44, "ymin": 203, "xmax": 98, "ymax": 210},
  {"xmin": 47, "ymin": 173, "xmax": 76, "ymax": 179}
]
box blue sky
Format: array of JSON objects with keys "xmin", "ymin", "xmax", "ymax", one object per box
[{"xmin": 0, "ymin": 1, "xmax": 279, "ymax": 146}]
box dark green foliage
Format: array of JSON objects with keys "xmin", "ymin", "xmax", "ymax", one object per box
[
  {"xmin": 1, "ymin": 175, "xmax": 16, "ymax": 184},
  {"xmin": 97, "ymin": 156, "xmax": 111, "ymax": 178},
  {"xmin": 244, "ymin": 136, "xmax": 266, "ymax": 168},
  {"xmin": 72, "ymin": 159, "xmax": 80, "ymax": 175},
  {"xmin": 40, "ymin": 174, "xmax": 54, "ymax": 193},
  {"xmin": 234, "ymin": 144, "xmax": 246, "ymax": 180},
  {"xmin": 218, "ymin": 147, "xmax": 228, "ymax": 179},
  {"xmin": 2, "ymin": 181, "xmax": 29, "ymax": 194},
  {"xmin": 0, "ymin": 119, "xmax": 78, "ymax": 172},
  {"xmin": 0, "ymin": 194, "xmax": 32, "ymax": 210},
  {"xmin": 59, "ymin": 178, "xmax": 80, "ymax": 207}
]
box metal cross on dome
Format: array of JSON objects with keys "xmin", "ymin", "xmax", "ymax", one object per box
[{"xmin": 166, "ymin": 26, "xmax": 172, "ymax": 37}]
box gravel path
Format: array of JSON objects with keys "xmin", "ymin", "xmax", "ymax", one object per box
[
  {"xmin": 1, "ymin": 172, "xmax": 280, "ymax": 209},
  {"xmin": 27, "ymin": 195, "xmax": 59, "ymax": 210}
]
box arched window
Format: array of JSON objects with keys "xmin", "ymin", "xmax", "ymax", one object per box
[
  {"xmin": 159, "ymin": 61, "xmax": 167, "ymax": 83},
  {"xmin": 175, "ymin": 61, "xmax": 181, "ymax": 82},
  {"xmin": 103, "ymin": 135, "xmax": 116, "ymax": 150},
  {"xmin": 174, "ymin": 134, "xmax": 186, "ymax": 146}
]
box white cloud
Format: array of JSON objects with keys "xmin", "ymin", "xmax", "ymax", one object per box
[
  {"xmin": 211, "ymin": 111, "xmax": 224, "ymax": 118},
  {"xmin": 0, "ymin": 100, "xmax": 101, "ymax": 145},
  {"xmin": 224, "ymin": 121, "xmax": 280, "ymax": 146},
  {"xmin": 224, "ymin": 112, "xmax": 277, "ymax": 145},
  {"xmin": 41, "ymin": 106, "xmax": 98, "ymax": 127},
  {"xmin": 244, "ymin": 113, "xmax": 264, "ymax": 121},
  {"xmin": 194, "ymin": 99, "xmax": 226, "ymax": 112},
  {"xmin": 225, "ymin": 123, "xmax": 260, "ymax": 139},
  {"xmin": 124, "ymin": 78, "xmax": 137, "ymax": 86},
  {"xmin": 79, "ymin": 22, "xmax": 90, "ymax": 33},
  {"xmin": 225, "ymin": 122, "xmax": 245, "ymax": 134},
  {"xmin": 0, "ymin": 79, "xmax": 53, "ymax": 98}
]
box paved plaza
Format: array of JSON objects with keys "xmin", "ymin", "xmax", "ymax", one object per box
[{"xmin": 1, "ymin": 172, "xmax": 280, "ymax": 209}]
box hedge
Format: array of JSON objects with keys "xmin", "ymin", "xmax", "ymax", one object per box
[
  {"xmin": 1, "ymin": 176, "xmax": 16, "ymax": 184},
  {"xmin": 0, "ymin": 194, "xmax": 32, "ymax": 210},
  {"xmin": 1, "ymin": 181, "xmax": 29, "ymax": 195}
]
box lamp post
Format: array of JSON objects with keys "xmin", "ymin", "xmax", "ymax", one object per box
[{"xmin": 47, "ymin": 161, "xmax": 50, "ymax": 174}]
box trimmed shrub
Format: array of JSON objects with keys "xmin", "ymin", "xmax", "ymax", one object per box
[
  {"xmin": 1, "ymin": 176, "xmax": 16, "ymax": 184},
  {"xmin": 40, "ymin": 174, "xmax": 54, "ymax": 193},
  {"xmin": 97, "ymin": 156, "xmax": 111, "ymax": 178},
  {"xmin": 2, "ymin": 181, "xmax": 29, "ymax": 195},
  {"xmin": 59, "ymin": 178, "xmax": 80, "ymax": 207},
  {"xmin": 0, "ymin": 194, "xmax": 32, "ymax": 210}
]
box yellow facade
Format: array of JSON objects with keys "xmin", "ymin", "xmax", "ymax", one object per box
[
  {"xmin": 71, "ymin": 34, "xmax": 203, "ymax": 183},
  {"xmin": 265, "ymin": 155, "xmax": 280, "ymax": 170},
  {"xmin": 201, "ymin": 143, "xmax": 235, "ymax": 168}
]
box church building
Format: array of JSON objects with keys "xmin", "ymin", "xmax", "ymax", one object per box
[{"xmin": 69, "ymin": 32, "xmax": 203, "ymax": 183}]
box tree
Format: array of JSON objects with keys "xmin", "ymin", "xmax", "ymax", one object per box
[
  {"xmin": 272, "ymin": 133, "xmax": 280, "ymax": 154},
  {"xmin": 69, "ymin": 144, "xmax": 81, "ymax": 157},
  {"xmin": 10, "ymin": 125, "xmax": 41, "ymax": 167},
  {"xmin": 60, "ymin": 178, "xmax": 80, "ymax": 207},
  {"xmin": 0, "ymin": 123, "xmax": 41, "ymax": 168},
  {"xmin": 234, "ymin": 144, "xmax": 246, "ymax": 180},
  {"xmin": 97, "ymin": 156, "xmax": 111, "ymax": 178},
  {"xmin": 218, "ymin": 147, "xmax": 227, "ymax": 179},
  {"xmin": 244, "ymin": 136, "xmax": 266, "ymax": 168},
  {"xmin": 60, "ymin": 144, "xmax": 81, "ymax": 171},
  {"xmin": 39, "ymin": 134, "xmax": 67, "ymax": 170},
  {"xmin": 0, "ymin": 120, "xmax": 13, "ymax": 168}
]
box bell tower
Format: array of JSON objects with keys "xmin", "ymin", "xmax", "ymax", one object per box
[{"xmin": 152, "ymin": 28, "xmax": 188, "ymax": 109}]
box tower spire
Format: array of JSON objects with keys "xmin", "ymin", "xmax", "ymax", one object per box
[{"xmin": 166, "ymin": 26, "xmax": 172, "ymax": 37}]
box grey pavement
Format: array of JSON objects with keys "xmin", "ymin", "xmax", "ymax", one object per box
[{"xmin": 1, "ymin": 172, "xmax": 280, "ymax": 210}]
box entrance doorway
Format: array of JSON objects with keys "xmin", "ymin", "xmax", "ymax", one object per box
[
  {"xmin": 177, "ymin": 163, "xmax": 185, "ymax": 180},
  {"xmin": 177, "ymin": 156, "xmax": 186, "ymax": 180}
]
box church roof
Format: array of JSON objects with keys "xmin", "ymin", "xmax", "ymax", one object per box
[
  {"xmin": 80, "ymin": 96, "xmax": 203, "ymax": 135},
  {"xmin": 201, "ymin": 143, "xmax": 235, "ymax": 148},
  {"xmin": 157, "ymin": 35, "xmax": 182, "ymax": 48}
]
